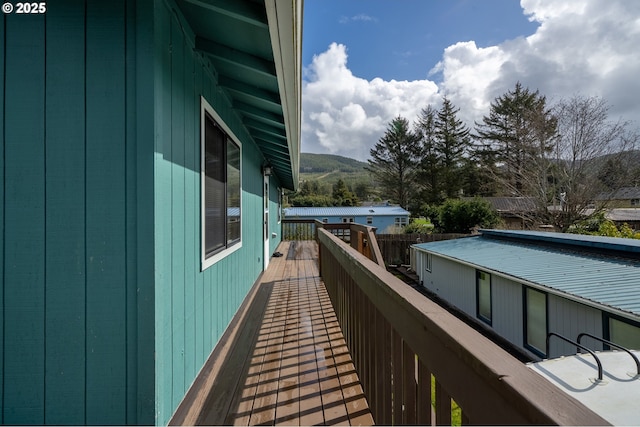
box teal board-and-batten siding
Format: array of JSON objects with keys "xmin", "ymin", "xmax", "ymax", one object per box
[
  {"xmin": 1, "ymin": 0, "xmax": 282, "ymax": 424},
  {"xmin": 1, "ymin": 0, "xmax": 155, "ymax": 425},
  {"xmin": 152, "ymin": 0, "xmax": 278, "ymax": 424}
]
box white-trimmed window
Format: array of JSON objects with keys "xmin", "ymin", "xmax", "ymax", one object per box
[
  {"xmin": 342, "ymin": 217, "xmax": 354, "ymax": 223},
  {"xmin": 366, "ymin": 216, "xmax": 373, "ymax": 225},
  {"xmin": 524, "ymin": 287, "xmax": 547, "ymax": 357},
  {"xmin": 201, "ymin": 97, "xmax": 242, "ymax": 270},
  {"xmin": 395, "ymin": 216, "xmax": 408, "ymax": 227},
  {"xmin": 476, "ymin": 270, "xmax": 492, "ymax": 325},
  {"xmin": 424, "ymin": 253, "xmax": 432, "ymax": 273}
]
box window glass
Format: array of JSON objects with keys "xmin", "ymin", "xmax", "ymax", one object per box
[
  {"xmin": 610, "ymin": 318, "xmax": 640, "ymax": 350},
  {"xmin": 204, "ymin": 117, "xmax": 226, "ymax": 256},
  {"xmin": 202, "ymin": 98, "xmax": 242, "ymax": 269},
  {"xmin": 477, "ymin": 271, "xmax": 491, "ymax": 324},
  {"xmin": 226, "ymin": 139, "xmax": 241, "ymax": 244},
  {"xmin": 395, "ymin": 217, "xmax": 407, "ymax": 226},
  {"xmin": 525, "ymin": 288, "xmax": 547, "ymax": 356}
]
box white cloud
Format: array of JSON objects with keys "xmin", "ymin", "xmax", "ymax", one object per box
[
  {"xmin": 302, "ymin": 0, "xmax": 640, "ymax": 161},
  {"xmin": 302, "ymin": 43, "xmax": 439, "ymax": 160},
  {"xmin": 339, "ymin": 14, "xmax": 378, "ymax": 24}
]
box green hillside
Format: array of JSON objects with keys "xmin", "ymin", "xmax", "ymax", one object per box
[
  {"xmin": 299, "ymin": 153, "xmax": 372, "ymax": 187},
  {"xmin": 292, "ymin": 153, "xmax": 376, "ymax": 201},
  {"xmin": 300, "ymin": 153, "xmax": 368, "ymax": 173}
]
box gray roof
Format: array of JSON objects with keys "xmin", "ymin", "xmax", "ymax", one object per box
[
  {"xmin": 413, "ymin": 230, "xmax": 640, "ymax": 319},
  {"xmin": 462, "ymin": 197, "xmax": 537, "ymax": 213},
  {"xmin": 596, "ymin": 186, "xmax": 640, "ymax": 200},
  {"xmin": 606, "ymin": 208, "xmax": 640, "ymax": 222},
  {"xmin": 284, "ymin": 206, "xmax": 410, "ymax": 218}
]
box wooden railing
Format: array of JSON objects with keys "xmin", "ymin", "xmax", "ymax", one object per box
[
  {"xmin": 281, "ymin": 218, "xmax": 318, "ymax": 240},
  {"xmin": 376, "ymin": 233, "xmax": 468, "ymax": 265},
  {"xmin": 282, "ymin": 219, "xmax": 384, "ymax": 266},
  {"xmin": 317, "ymin": 228, "xmax": 608, "ymax": 426}
]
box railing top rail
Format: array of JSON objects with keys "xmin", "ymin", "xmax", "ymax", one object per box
[
  {"xmin": 317, "ymin": 227, "xmax": 609, "ymax": 426},
  {"xmin": 282, "ymin": 218, "xmax": 317, "ymax": 224}
]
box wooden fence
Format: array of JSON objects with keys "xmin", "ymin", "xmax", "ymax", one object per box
[{"xmin": 376, "ymin": 233, "xmax": 468, "ymax": 265}]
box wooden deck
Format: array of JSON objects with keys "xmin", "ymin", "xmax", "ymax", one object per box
[{"xmin": 180, "ymin": 241, "xmax": 374, "ymax": 426}]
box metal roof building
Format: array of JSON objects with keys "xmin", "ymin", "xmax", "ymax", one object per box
[
  {"xmin": 284, "ymin": 206, "xmax": 410, "ymax": 232},
  {"xmin": 284, "ymin": 206, "xmax": 410, "ymax": 218},
  {"xmin": 411, "ymin": 230, "xmax": 640, "ymax": 360}
]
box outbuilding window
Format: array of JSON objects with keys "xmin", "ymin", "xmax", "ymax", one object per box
[
  {"xmin": 201, "ymin": 97, "xmax": 242, "ymax": 270},
  {"xmin": 605, "ymin": 314, "xmax": 640, "ymax": 350},
  {"xmin": 524, "ymin": 287, "xmax": 547, "ymax": 357},
  {"xmin": 366, "ymin": 216, "xmax": 373, "ymax": 225},
  {"xmin": 476, "ymin": 270, "xmax": 492, "ymax": 325}
]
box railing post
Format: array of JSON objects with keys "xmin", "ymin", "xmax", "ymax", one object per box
[{"xmin": 315, "ymin": 219, "xmax": 323, "ymax": 271}]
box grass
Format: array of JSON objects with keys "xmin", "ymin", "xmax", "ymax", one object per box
[{"xmin": 430, "ymin": 373, "xmax": 462, "ymax": 426}]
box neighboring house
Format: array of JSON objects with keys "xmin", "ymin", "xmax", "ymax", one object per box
[
  {"xmin": 411, "ymin": 230, "xmax": 640, "ymax": 361},
  {"xmin": 595, "ymin": 186, "xmax": 640, "ymax": 207},
  {"xmin": 463, "ymin": 197, "xmax": 538, "ymax": 230},
  {"xmin": 606, "ymin": 208, "xmax": 640, "ymax": 230},
  {"xmin": 0, "ymin": 0, "xmax": 301, "ymax": 425},
  {"xmin": 284, "ymin": 206, "xmax": 410, "ymax": 232}
]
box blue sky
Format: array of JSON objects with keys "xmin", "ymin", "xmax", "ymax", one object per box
[
  {"xmin": 300, "ymin": 0, "xmax": 640, "ymax": 161},
  {"xmin": 303, "ymin": 0, "xmax": 539, "ymax": 82}
]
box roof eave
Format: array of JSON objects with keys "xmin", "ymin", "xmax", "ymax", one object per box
[{"xmin": 264, "ymin": 0, "xmax": 302, "ymax": 191}]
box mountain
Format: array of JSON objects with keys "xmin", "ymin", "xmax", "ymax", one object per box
[
  {"xmin": 300, "ymin": 153, "xmax": 368, "ymax": 173},
  {"xmin": 297, "ymin": 153, "xmax": 372, "ymax": 190}
]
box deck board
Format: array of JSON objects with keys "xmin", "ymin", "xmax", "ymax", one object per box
[{"xmin": 196, "ymin": 241, "xmax": 373, "ymax": 426}]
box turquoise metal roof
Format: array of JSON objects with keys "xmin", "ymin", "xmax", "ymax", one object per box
[
  {"xmin": 413, "ymin": 231, "xmax": 640, "ymax": 319},
  {"xmin": 284, "ymin": 206, "xmax": 410, "ymax": 218}
]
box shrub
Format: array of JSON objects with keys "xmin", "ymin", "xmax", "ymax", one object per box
[
  {"xmin": 404, "ymin": 217, "xmax": 435, "ymax": 234},
  {"xmin": 438, "ymin": 198, "xmax": 499, "ymax": 233}
]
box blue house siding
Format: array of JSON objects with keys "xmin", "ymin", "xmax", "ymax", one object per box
[{"xmin": 284, "ymin": 206, "xmax": 410, "ymax": 232}]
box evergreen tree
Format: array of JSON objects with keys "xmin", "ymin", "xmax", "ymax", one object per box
[
  {"xmin": 366, "ymin": 116, "xmax": 420, "ymax": 209},
  {"xmin": 332, "ymin": 179, "xmax": 359, "ymax": 206},
  {"xmin": 474, "ymin": 82, "xmax": 557, "ymax": 199},
  {"xmin": 415, "ymin": 106, "xmax": 441, "ymax": 204},
  {"xmin": 434, "ymin": 97, "xmax": 471, "ymax": 198}
]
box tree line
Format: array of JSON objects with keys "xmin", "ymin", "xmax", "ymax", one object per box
[{"xmin": 367, "ymin": 82, "xmax": 640, "ymax": 231}]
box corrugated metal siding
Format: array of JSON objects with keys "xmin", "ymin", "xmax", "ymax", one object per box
[
  {"xmin": 415, "ymin": 251, "xmax": 607, "ymax": 360},
  {"xmin": 414, "ymin": 236, "xmax": 640, "ymax": 319},
  {"xmin": 426, "ymin": 257, "xmax": 476, "ymax": 315},
  {"xmin": 547, "ymin": 295, "xmax": 603, "ymax": 358},
  {"xmin": 491, "ymin": 275, "xmax": 524, "ymax": 348}
]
